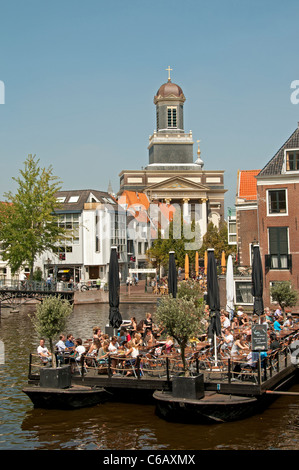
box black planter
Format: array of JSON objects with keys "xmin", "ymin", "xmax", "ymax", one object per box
[
  {"xmin": 40, "ymin": 365, "xmax": 71, "ymax": 389},
  {"xmin": 172, "ymin": 374, "xmax": 204, "ymax": 400},
  {"xmin": 105, "ymin": 326, "xmax": 119, "ymax": 338}
]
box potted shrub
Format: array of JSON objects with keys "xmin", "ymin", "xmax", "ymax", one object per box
[
  {"xmin": 155, "ymin": 295, "xmax": 206, "ymax": 399},
  {"xmin": 30, "ymin": 296, "xmax": 73, "ymax": 388}
]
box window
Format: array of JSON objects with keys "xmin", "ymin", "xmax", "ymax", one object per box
[
  {"xmin": 95, "ymin": 214, "xmax": 100, "ymax": 252},
  {"xmin": 56, "ymin": 197, "xmax": 66, "ymax": 203},
  {"xmin": 57, "ymin": 214, "xmax": 80, "ymax": 245},
  {"xmin": 235, "ymin": 281, "xmax": 253, "ymax": 304},
  {"xmin": 267, "ymin": 227, "xmax": 290, "ymax": 269},
  {"xmin": 228, "ymin": 218, "xmax": 237, "ymax": 244},
  {"xmin": 268, "ymin": 189, "xmax": 287, "ymax": 214},
  {"xmin": 53, "ymin": 245, "xmax": 73, "ymax": 260},
  {"xmin": 286, "ymin": 150, "xmax": 299, "ymax": 171},
  {"xmin": 68, "ymin": 196, "xmax": 79, "ymax": 203},
  {"xmin": 167, "ymin": 107, "xmax": 177, "ymax": 128}
]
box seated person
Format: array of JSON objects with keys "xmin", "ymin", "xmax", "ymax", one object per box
[
  {"xmin": 133, "ymin": 333, "xmax": 143, "ymax": 349},
  {"xmin": 123, "ymin": 340, "xmax": 140, "ymax": 376},
  {"xmin": 243, "ymin": 351, "xmax": 259, "ymax": 370},
  {"xmin": 231, "ymin": 316, "xmax": 240, "ymax": 331},
  {"xmin": 220, "ymin": 327, "xmax": 234, "ymax": 351},
  {"xmin": 118, "ymin": 328, "xmax": 131, "ymax": 345},
  {"xmin": 283, "ymin": 314, "xmax": 294, "ymax": 328},
  {"xmin": 55, "ymin": 334, "xmax": 66, "ymax": 364},
  {"xmin": 239, "ymin": 313, "xmax": 250, "ymax": 327},
  {"xmin": 92, "ymin": 326, "xmax": 102, "ymax": 341},
  {"xmin": 273, "ymin": 319, "xmax": 282, "ymax": 331},
  {"xmin": 74, "ymin": 338, "xmax": 86, "ymax": 362},
  {"xmin": 108, "ymin": 336, "xmax": 119, "ymax": 354},
  {"xmin": 269, "ymin": 333, "xmax": 280, "ymax": 351},
  {"xmin": 144, "ymin": 329, "xmax": 157, "ymax": 349},
  {"xmin": 85, "ymin": 338, "xmax": 101, "ymax": 366},
  {"xmin": 97, "ymin": 340, "xmax": 110, "ymax": 365},
  {"xmin": 164, "ymin": 336, "xmax": 174, "ymax": 354},
  {"xmin": 231, "ymin": 334, "xmax": 248, "ymax": 357},
  {"xmin": 37, "ymin": 338, "xmax": 52, "ymax": 364},
  {"xmin": 65, "ymin": 334, "xmax": 75, "ymax": 350},
  {"xmin": 55, "ymin": 334, "xmax": 66, "ymax": 352}
]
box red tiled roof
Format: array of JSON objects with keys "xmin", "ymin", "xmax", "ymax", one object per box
[
  {"xmin": 238, "ymin": 170, "xmax": 260, "ymax": 200},
  {"xmin": 117, "ymin": 191, "xmax": 175, "ymax": 224}
]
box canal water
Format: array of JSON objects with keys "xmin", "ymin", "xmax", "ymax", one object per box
[{"xmin": 0, "ymin": 302, "xmax": 299, "ymax": 450}]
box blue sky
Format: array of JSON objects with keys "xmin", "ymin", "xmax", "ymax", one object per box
[{"xmin": 1, "ymin": 0, "xmax": 299, "ymax": 211}]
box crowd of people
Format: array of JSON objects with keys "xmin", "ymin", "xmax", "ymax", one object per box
[
  {"xmin": 36, "ymin": 302, "xmax": 298, "ymax": 378},
  {"xmin": 36, "ymin": 312, "xmax": 172, "ymax": 375}
]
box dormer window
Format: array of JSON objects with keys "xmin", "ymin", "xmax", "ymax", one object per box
[
  {"xmin": 167, "ymin": 106, "xmax": 177, "ymax": 128},
  {"xmin": 285, "ymin": 150, "xmax": 299, "ymax": 171},
  {"xmin": 68, "ymin": 196, "xmax": 79, "ymax": 203}
]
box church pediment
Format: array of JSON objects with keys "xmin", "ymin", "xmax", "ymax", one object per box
[{"xmin": 145, "ymin": 176, "xmax": 210, "ymax": 192}]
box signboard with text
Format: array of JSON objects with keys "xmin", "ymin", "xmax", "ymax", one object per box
[{"xmin": 251, "ymin": 324, "xmax": 268, "ymax": 351}]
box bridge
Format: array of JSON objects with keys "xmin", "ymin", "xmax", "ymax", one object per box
[{"xmin": 0, "ymin": 280, "xmax": 74, "ymax": 309}]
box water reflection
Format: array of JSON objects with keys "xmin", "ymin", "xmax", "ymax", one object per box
[{"xmin": 0, "ymin": 302, "xmax": 299, "ymax": 450}]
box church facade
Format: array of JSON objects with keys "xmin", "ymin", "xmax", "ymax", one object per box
[{"xmin": 118, "ymin": 69, "xmax": 226, "ymax": 244}]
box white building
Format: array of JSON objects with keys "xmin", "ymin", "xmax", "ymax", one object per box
[{"xmin": 35, "ymin": 189, "xmax": 127, "ymax": 286}]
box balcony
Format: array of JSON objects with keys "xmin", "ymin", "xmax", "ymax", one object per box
[{"xmin": 265, "ymin": 254, "xmax": 292, "ymax": 272}]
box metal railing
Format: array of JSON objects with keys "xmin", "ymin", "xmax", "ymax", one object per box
[{"xmin": 0, "ymin": 279, "xmax": 76, "ymax": 292}]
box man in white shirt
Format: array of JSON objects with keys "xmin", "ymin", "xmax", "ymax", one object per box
[
  {"xmin": 37, "ymin": 338, "xmax": 52, "ymax": 363},
  {"xmin": 55, "ymin": 334, "xmax": 66, "ymax": 352}
]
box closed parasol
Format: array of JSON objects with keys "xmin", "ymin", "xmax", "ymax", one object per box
[
  {"xmin": 204, "ymin": 250, "xmax": 208, "ymax": 276},
  {"xmin": 221, "ymin": 250, "xmax": 226, "ymax": 274},
  {"xmin": 168, "ymin": 251, "xmax": 177, "ymax": 298},
  {"xmin": 251, "ymin": 244, "xmax": 264, "ymax": 317},
  {"xmin": 108, "ymin": 246, "xmax": 123, "ymax": 329},
  {"xmin": 185, "ymin": 253, "xmax": 189, "ymax": 280},
  {"xmin": 195, "ymin": 251, "xmax": 199, "ymax": 278},
  {"xmin": 226, "ymin": 254, "xmax": 234, "ymax": 319},
  {"xmin": 207, "ymin": 248, "xmax": 221, "ymax": 365}
]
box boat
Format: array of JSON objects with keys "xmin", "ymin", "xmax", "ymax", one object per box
[
  {"xmin": 153, "ymin": 368, "xmax": 299, "ymax": 424},
  {"xmin": 153, "ymin": 390, "xmax": 260, "ymax": 423},
  {"xmin": 22, "ymin": 384, "xmax": 110, "ymax": 410}
]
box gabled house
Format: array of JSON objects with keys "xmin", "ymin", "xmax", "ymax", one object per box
[
  {"xmin": 235, "ymin": 123, "xmax": 299, "ymax": 309},
  {"xmin": 256, "ymin": 124, "xmax": 299, "ymax": 306}
]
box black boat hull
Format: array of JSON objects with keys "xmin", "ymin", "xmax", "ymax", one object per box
[
  {"xmin": 153, "ymin": 391, "xmax": 263, "ymax": 423},
  {"xmin": 22, "ymin": 385, "xmax": 109, "ymax": 410}
]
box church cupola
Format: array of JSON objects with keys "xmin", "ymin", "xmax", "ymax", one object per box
[
  {"xmin": 154, "ymin": 66, "xmax": 185, "ymax": 133},
  {"xmin": 147, "ymin": 67, "xmax": 195, "ymax": 170}
]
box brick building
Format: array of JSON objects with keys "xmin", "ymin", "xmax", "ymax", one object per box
[
  {"xmin": 235, "ymin": 124, "xmax": 299, "ymax": 309},
  {"xmin": 256, "ymin": 124, "xmax": 299, "ymax": 307}
]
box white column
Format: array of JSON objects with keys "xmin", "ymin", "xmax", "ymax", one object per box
[
  {"xmin": 201, "ymin": 198, "xmax": 208, "ymax": 237},
  {"xmin": 182, "ymin": 198, "xmax": 190, "ymax": 223}
]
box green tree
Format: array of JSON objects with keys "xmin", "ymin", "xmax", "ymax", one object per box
[
  {"xmin": 146, "ymin": 212, "xmax": 201, "ymax": 272},
  {"xmin": 199, "ymin": 221, "xmax": 236, "ymax": 262},
  {"xmin": 30, "ymin": 296, "xmax": 73, "ymax": 367},
  {"xmin": 270, "ymin": 281, "xmax": 298, "ymax": 319},
  {"xmin": 154, "ymin": 296, "xmax": 205, "ymax": 375},
  {"xmin": 177, "ymin": 279, "xmax": 205, "ymax": 309},
  {"xmin": 0, "ymin": 155, "xmax": 65, "ymax": 279}
]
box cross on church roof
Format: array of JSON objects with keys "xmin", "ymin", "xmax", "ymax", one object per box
[{"xmin": 166, "ymin": 65, "xmax": 173, "ymax": 82}]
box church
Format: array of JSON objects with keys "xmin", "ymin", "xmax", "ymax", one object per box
[{"xmin": 118, "ymin": 67, "xmax": 226, "ymax": 243}]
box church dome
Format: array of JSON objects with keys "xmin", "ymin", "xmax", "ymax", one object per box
[
  {"xmin": 156, "ymin": 81, "xmax": 184, "ymax": 98},
  {"xmin": 154, "ymin": 80, "xmax": 186, "ymax": 105}
]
